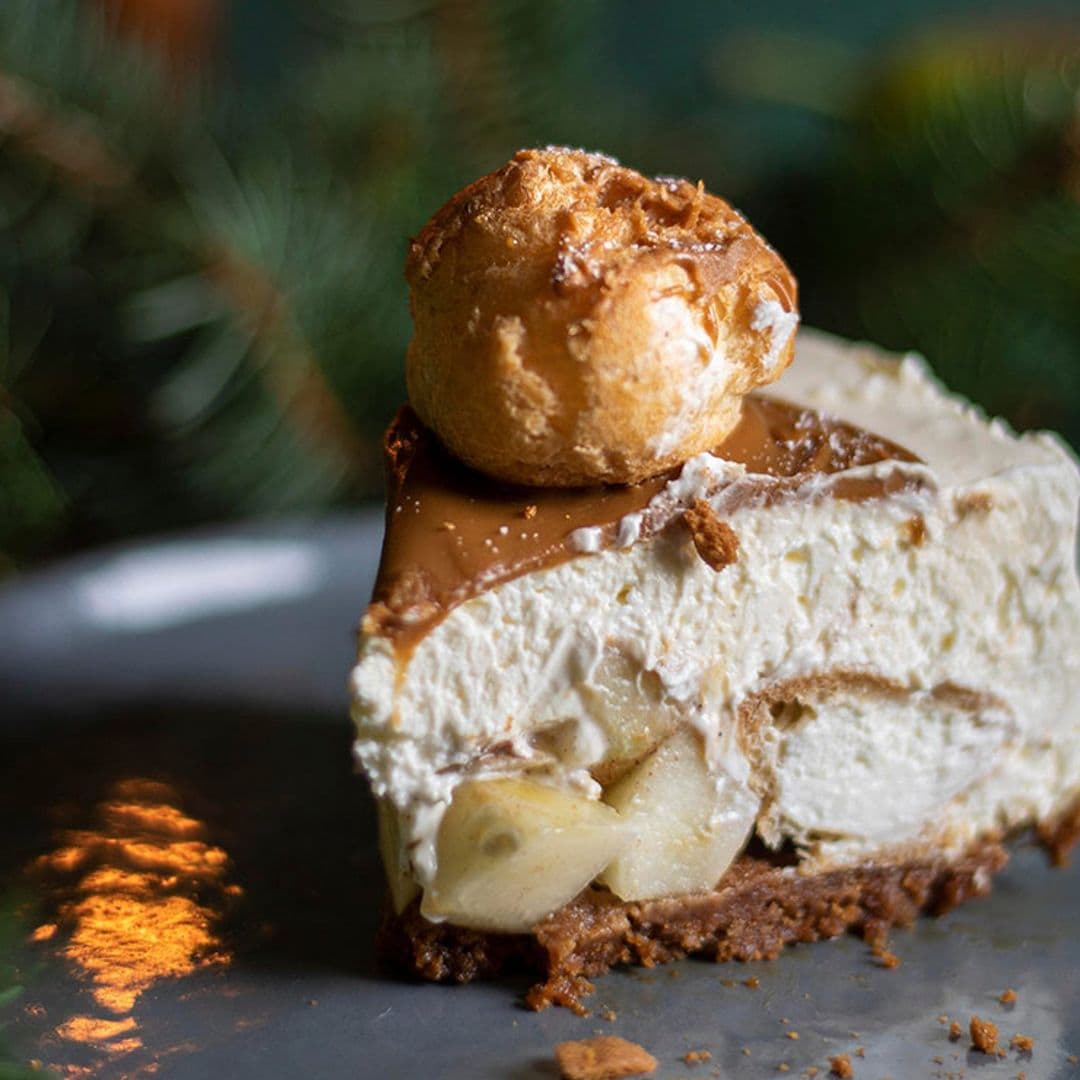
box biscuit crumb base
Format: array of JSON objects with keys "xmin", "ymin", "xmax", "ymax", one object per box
[
  {"xmin": 999, "ymin": 988, "xmax": 1018, "ymax": 1004},
  {"xmin": 379, "ymin": 842, "xmax": 1009, "ymax": 1012},
  {"xmin": 555, "ymin": 1035, "xmax": 657, "ymax": 1080},
  {"xmin": 1010, "ymin": 1034, "xmax": 1034, "ymax": 1052}
]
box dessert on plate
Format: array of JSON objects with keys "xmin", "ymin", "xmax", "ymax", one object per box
[{"xmin": 351, "ymin": 147, "xmax": 1080, "ymax": 1009}]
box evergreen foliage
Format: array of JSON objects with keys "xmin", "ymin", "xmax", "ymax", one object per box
[{"xmin": 799, "ymin": 31, "xmax": 1080, "ymax": 439}]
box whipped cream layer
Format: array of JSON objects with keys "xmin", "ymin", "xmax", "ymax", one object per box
[{"xmin": 352, "ymin": 330, "xmax": 1080, "ymax": 895}]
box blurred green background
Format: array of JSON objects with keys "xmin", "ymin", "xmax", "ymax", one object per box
[{"xmin": 1, "ymin": 0, "xmax": 1078, "ymax": 571}]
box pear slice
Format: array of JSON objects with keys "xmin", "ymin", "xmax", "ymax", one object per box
[
  {"xmin": 598, "ymin": 728, "xmax": 758, "ymax": 901},
  {"xmin": 377, "ymin": 799, "xmax": 420, "ymax": 914},
  {"xmin": 422, "ymin": 777, "xmax": 625, "ymax": 932},
  {"xmin": 579, "ymin": 649, "xmax": 685, "ymax": 784}
]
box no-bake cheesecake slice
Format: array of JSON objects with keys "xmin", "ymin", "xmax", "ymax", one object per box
[{"xmin": 350, "ymin": 148, "xmax": 1080, "ymax": 1008}]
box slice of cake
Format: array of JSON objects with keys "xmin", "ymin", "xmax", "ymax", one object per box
[{"xmin": 350, "ymin": 148, "xmax": 1080, "ymax": 1009}]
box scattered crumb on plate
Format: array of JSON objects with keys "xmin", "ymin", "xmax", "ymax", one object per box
[
  {"xmin": 555, "ymin": 1035, "xmax": 657, "ymax": 1080},
  {"xmin": 970, "ymin": 1015, "xmax": 1000, "ymax": 1055},
  {"xmin": 828, "ymin": 1053, "xmax": 854, "ymax": 1078},
  {"xmin": 873, "ymin": 946, "xmax": 901, "ymax": 969}
]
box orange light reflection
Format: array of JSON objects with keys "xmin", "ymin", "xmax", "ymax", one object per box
[{"xmin": 31, "ymin": 778, "xmax": 240, "ymax": 1071}]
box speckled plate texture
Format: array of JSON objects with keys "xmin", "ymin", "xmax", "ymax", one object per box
[{"xmin": 1, "ymin": 512, "xmax": 1077, "ymax": 1079}]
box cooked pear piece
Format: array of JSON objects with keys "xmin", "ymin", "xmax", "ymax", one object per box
[
  {"xmin": 422, "ymin": 777, "xmax": 625, "ymax": 932},
  {"xmin": 598, "ymin": 728, "xmax": 758, "ymax": 901},
  {"xmin": 377, "ymin": 799, "xmax": 420, "ymax": 914},
  {"xmin": 579, "ymin": 649, "xmax": 685, "ymax": 784}
]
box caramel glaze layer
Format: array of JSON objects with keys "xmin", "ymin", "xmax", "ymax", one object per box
[{"xmin": 364, "ymin": 397, "xmax": 925, "ymax": 650}]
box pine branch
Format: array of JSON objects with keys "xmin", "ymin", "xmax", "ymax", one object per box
[
  {"xmin": 0, "ymin": 72, "xmax": 132, "ymax": 196},
  {"xmin": 0, "ymin": 0, "xmax": 383, "ymax": 553},
  {"xmin": 0, "ymin": 60, "xmax": 369, "ymax": 473}
]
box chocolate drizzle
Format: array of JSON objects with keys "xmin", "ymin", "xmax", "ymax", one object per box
[{"xmin": 365, "ymin": 397, "xmax": 923, "ymax": 647}]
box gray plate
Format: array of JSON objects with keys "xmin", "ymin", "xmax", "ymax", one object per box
[{"xmin": 1, "ymin": 512, "xmax": 1078, "ymax": 1079}]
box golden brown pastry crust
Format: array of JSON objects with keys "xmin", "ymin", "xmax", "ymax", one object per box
[{"xmin": 405, "ymin": 147, "xmax": 798, "ymax": 486}]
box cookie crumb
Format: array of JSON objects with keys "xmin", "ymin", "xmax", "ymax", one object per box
[
  {"xmin": 854, "ymin": 1047, "xmax": 865, "ymax": 1058},
  {"xmin": 741, "ymin": 1047, "xmax": 751, "ymax": 1056},
  {"xmin": 1069, "ymin": 1054, "xmax": 1079, "ymax": 1065},
  {"xmin": 720, "ymin": 978, "xmax": 736, "ymax": 988},
  {"xmin": 949, "ymin": 1021, "xmax": 963, "ymax": 1041},
  {"xmin": 970, "ymin": 1015, "xmax": 1000, "ymax": 1055},
  {"xmin": 903, "ymin": 515, "xmax": 927, "ymax": 547},
  {"xmin": 786, "ymin": 1032, "xmax": 800, "ymax": 1041},
  {"xmin": 555, "ymin": 1036, "xmax": 658, "ymax": 1080},
  {"xmin": 999, "ymin": 988, "xmax": 1018, "ymax": 1005},
  {"xmin": 805, "ymin": 1069, "xmax": 819, "ymax": 1077},
  {"xmin": 937, "ymin": 1015, "xmax": 949, "ymax": 1025},
  {"xmin": 1010, "ymin": 1034, "xmax": 1034, "ymax": 1053},
  {"xmin": 873, "ymin": 946, "xmax": 901, "ymax": 969},
  {"xmin": 828, "ymin": 1054, "xmax": 854, "ymax": 1078},
  {"xmin": 600, "ymin": 1009, "xmax": 618, "ymax": 1023},
  {"xmin": 521, "ymin": 504, "xmax": 538, "ymax": 520},
  {"xmin": 777, "ymin": 1066, "xmax": 790, "ymax": 1074},
  {"xmin": 955, "ymin": 491, "xmax": 994, "ymax": 517},
  {"xmin": 682, "ymin": 1050, "xmax": 711, "ymax": 1065},
  {"xmin": 685, "ymin": 499, "xmax": 739, "ymax": 572},
  {"xmin": 744, "ymin": 977, "xmax": 760, "ymax": 989}
]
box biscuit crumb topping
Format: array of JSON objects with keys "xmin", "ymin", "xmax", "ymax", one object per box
[{"xmin": 685, "ymin": 498, "xmax": 739, "ymax": 571}]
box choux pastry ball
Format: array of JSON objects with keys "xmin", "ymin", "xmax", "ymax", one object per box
[{"xmin": 405, "ymin": 147, "xmax": 798, "ymax": 487}]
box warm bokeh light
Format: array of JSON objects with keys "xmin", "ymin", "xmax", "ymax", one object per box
[
  {"xmin": 55, "ymin": 1014, "xmax": 141, "ymax": 1049},
  {"xmin": 30, "ymin": 777, "xmax": 240, "ymax": 1068}
]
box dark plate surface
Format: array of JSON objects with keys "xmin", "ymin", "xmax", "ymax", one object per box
[{"xmin": 1, "ymin": 513, "xmax": 1078, "ymax": 1079}]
